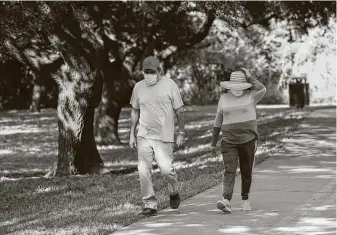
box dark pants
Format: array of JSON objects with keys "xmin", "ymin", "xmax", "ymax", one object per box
[{"xmin": 221, "ymin": 138, "xmax": 257, "ymax": 201}]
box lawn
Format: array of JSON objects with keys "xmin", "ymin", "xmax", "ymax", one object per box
[{"xmin": 0, "ymin": 105, "xmax": 318, "ymax": 235}]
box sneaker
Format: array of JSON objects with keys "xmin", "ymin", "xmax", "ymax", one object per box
[
  {"xmin": 217, "ymin": 199, "xmax": 232, "ymax": 213},
  {"xmin": 241, "ymin": 199, "xmax": 252, "ymax": 211},
  {"xmin": 170, "ymin": 193, "xmax": 180, "ymax": 209},
  {"xmin": 139, "ymin": 208, "xmax": 158, "ymax": 216}
]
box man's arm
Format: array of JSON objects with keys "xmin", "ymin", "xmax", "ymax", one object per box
[
  {"xmin": 130, "ymin": 108, "xmax": 140, "ymax": 138},
  {"xmin": 175, "ymin": 106, "xmax": 186, "ymax": 147},
  {"xmin": 175, "ymin": 106, "xmax": 185, "ymax": 134},
  {"xmin": 170, "ymin": 80, "xmax": 185, "ymax": 145},
  {"xmin": 130, "ymin": 84, "xmax": 140, "ymax": 139}
]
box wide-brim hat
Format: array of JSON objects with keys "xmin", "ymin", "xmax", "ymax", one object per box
[{"xmin": 220, "ymin": 70, "xmax": 252, "ymax": 90}]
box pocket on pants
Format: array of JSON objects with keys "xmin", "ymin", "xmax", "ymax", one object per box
[
  {"xmin": 220, "ymin": 140, "xmax": 229, "ymax": 153},
  {"xmin": 138, "ymin": 126, "xmax": 149, "ymax": 137}
]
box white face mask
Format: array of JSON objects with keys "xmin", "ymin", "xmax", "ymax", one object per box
[
  {"xmin": 143, "ymin": 73, "xmax": 158, "ymax": 86},
  {"xmin": 230, "ymin": 90, "xmax": 244, "ymax": 97}
]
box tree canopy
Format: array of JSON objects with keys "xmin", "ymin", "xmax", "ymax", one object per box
[{"xmin": 0, "ymin": 1, "xmax": 335, "ymax": 149}]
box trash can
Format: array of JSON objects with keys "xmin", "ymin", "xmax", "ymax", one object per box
[{"xmin": 289, "ymin": 77, "xmax": 310, "ymax": 108}]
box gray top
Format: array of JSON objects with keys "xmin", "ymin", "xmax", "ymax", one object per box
[{"xmin": 130, "ymin": 76, "xmax": 184, "ymax": 142}]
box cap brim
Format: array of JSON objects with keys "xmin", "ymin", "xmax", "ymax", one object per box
[
  {"xmin": 220, "ymin": 81, "xmax": 252, "ymax": 90},
  {"xmin": 143, "ymin": 66, "xmax": 158, "ymax": 71}
]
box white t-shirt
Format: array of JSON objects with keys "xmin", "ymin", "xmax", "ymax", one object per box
[{"xmin": 130, "ymin": 77, "xmax": 183, "ymax": 142}]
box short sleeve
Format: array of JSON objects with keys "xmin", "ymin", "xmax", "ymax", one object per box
[
  {"xmin": 170, "ymin": 80, "xmax": 184, "ymax": 110},
  {"xmin": 130, "ymin": 85, "xmax": 140, "ymax": 109},
  {"xmin": 217, "ymin": 95, "xmax": 224, "ymax": 113}
]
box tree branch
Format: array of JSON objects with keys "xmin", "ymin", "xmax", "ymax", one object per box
[
  {"xmin": 179, "ymin": 12, "xmax": 215, "ymax": 49},
  {"xmin": 242, "ymin": 13, "xmax": 278, "ymax": 29},
  {"xmin": 161, "ymin": 12, "xmax": 215, "ymax": 71},
  {"xmin": 5, "ymin": 37, "xmax": 39, "ymax": 73}
]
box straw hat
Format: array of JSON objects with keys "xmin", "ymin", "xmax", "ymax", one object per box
[{"xmin": 220, "ymin": 70, "xmax": 252, "ymax": 90}]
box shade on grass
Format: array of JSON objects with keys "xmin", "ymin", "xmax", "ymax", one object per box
[{"xmin": 0, "ymin": 106, "xmax": 325, "ymax": 234}]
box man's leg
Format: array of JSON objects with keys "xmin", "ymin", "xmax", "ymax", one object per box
[
  {"xmin": 238, "ymin": 139, "xmax": 256, "ymax": 200},
  {"xmin": 152, "ymin": 140, "xmax": 178, "ymax": 196},
  {"xmin": 221, "ymin": 141, "xmax": 239, "ymax": 201},
  {"xmin": 137, "ymin": 137, "xmax": 157, "ymax": 210}
]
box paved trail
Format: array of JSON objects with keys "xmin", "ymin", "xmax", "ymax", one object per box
[{"xmin": 113, "ymin": 108, "xmax": 336, "ymax": 235}]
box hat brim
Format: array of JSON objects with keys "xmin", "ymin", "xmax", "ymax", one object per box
[
  {"xmin": 143, "ymin": 66, "xmax": 159, "ymax": 71},
  {"xmin": 220, "ymin": 81, "xmax": 252, "ymax": 90}
]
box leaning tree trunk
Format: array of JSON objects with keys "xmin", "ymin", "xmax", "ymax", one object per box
[
  {"xmin": 57, "ymin": 97, "xmax": 103, "ymax": 175},
  {"xmin": 50, "ymin": 58, "xmax": 104, "ymax": 176}
]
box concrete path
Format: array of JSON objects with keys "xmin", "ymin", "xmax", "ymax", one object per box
[{"xmin": 113, "ymin": 108, "xmax": 336, "ymax": 235}]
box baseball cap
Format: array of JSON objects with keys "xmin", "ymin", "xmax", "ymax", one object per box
[{"xmin": 142, "ymin": 56, "xmax": 160, "ymax": 71}]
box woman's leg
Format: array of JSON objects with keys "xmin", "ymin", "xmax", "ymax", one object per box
[
  {"xmin": 238, "ymin": 139, "xmax": 256, "ymax": 200},
  {"xmin": 221, "ymin": 141, "xmax": 239, "ymax": 201}
]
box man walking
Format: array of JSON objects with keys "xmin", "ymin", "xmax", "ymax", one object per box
[{"xmin": 129, "ymin": 56, "xmax": 185, "ymax": 216}]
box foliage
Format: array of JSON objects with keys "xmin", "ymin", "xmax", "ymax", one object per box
[
  {"xmin": 1, "ymin": 1, "xmax": 335, "ymax": 107},
  {"xmin": 167, "ymin": 1, "xmax": 336, "ymax": 105},
  {"xmin": 289, "ymin": 17, "xmax": 336, "ymax": 103},
  {"xmin": 0, "ymin": 1, "xmax": 335, "ymax": 112},
  {"xmin": 0, "ymin": 1, "xmax": 239, "ymax": 116}
]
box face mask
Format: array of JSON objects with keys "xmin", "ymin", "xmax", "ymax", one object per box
[
  {"xmin": 143, "ymin": 73, "xmax": 158, "ymax": 86},
  {"xmin": 230, "ymin": 90, "xmax": 244, "ymax": 97}
]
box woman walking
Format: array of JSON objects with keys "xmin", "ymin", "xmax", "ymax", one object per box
[{"xmin": 210, "ymin": 67, "xmax": 266, "ymax": 213}]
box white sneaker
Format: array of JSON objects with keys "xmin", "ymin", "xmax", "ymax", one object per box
[
  {"xmin": 241, "ymin": 199, "xmax": 252, "ymax": 211},
  {"xmin": 217, "ymin": 199, "xmax": 232, "ymax": 213}
]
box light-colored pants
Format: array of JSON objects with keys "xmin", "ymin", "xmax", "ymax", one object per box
[{"xmin": 137, "ymin": 137, "xmax": 178, "ymax": 210}]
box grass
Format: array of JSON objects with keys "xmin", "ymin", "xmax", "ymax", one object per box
[{"xmin": 0, "ymin": 105, "xmax": 328, "ymax": 235}]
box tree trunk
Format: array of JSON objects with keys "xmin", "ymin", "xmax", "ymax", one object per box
[
  {"xmin": 56, "ymin": 99, "xmax": 103, "ymax": 175},
  {"xmin": 94, "ymin": 61, "xmax": 133, "ymax": 145},
  {"xmin": 30, "ymin": 57, "xmax": 64, "ymax": 112},
  {"xmin": 94, "ymin": 84, "xmax": 122, "ymax": 145},
  {"xmin": 95, "ymin": 81, "xmax": 133, "ymax": 145},
  {"xmin": 54, "ymin": 78, "xmax": 103, "ymax": 176},
  {"xmin": 30, "ymin": 83, "xmax": 45, "ymax": 112},
  {"xmin": 47, "ymin": 50, "xmax": 104, "ymax": 176}
]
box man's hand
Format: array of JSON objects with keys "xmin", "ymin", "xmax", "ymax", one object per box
[
  {"xmin": 176, "ymin": 133, "xmax": 185, "ymax": 147},
  {"xmin": 129, "ymin": 135, "xmax": 137, "ymax": 150}
]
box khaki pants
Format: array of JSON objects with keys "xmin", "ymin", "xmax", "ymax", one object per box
[{"xmin": 137, "ymin": 137, "xmax": 179, "ymax": 210}]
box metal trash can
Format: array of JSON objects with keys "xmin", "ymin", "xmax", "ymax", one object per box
[{"xmin": 289, "ymin": 77, "xmax": 310, "ymax": 108}]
